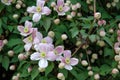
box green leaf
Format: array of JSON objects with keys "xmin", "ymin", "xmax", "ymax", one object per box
[
  {"xmin": 78, "ymin": 71, "xmax": 88, "ymax": 80},
  {"xmin": 45, "ymin": 62, "xmax": 54, "ymax": 76},
  {"xmin": 103, "ymin": 37, "xmax": 113, "ymax": 48},
  {"xmin": 0, "ymin": 19, "xmax": 3, "ymax": 34},
  {"xmin": 43, "ymin": 17, "xmax": 52, "ymax": 32},
  {"xmin": 70, "ymin": 69, "xmax": 79, "ymax": 80},
  {"xmin": 59, "ymin": 69, "xmax": 68, "ymax": 78},
  {"xmin": 17, "ymin": 61, "xmax": 27, "ymax": 70},
  {"xmin": 13, "ymin": 45, "xmax": 24, "ymax": 54},
  {"xmin": 20, "ymin": 16, "xmax": 31, "ymax": 23},
  {"xmin": 100, "ymin": 64, "xmax": 111, "ymax": 76},
  {"xmin": 89, "ymin": 35, "xmax": 97, "ymax": 42},
  {"xmin": 104, "ymin": 47, "xmax": 114, "ymax": 57},
  {"xmin": 70, "ymin": 27, "xmax": 79, "ymax": 38},
  {"xmin": 7, "ymin": 39, "xmax": 23, "ymax": 47},
  {"xmin": 0, "ymin": 3, "xmax": 4, "ymax": 12},
  {"xmin": 2, "ymin": 56, "xmax": 9, "ymax": 70},
  {"xmin": 31, "ymin": 66, "xmax": 40, "ymax": 80},
  {"xmin": 0, "ymin": 55, "xmax": 2, "ymax": 63}
]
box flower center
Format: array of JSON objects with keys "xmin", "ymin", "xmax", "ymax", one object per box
[
  {"xmin": 36, "ymin": 6, "xmax": 42, "ymax": 12},
  {"xmin": 24, "ymin": 27, "xmax": 29, "ymax": 33},
  {"xmin": 54, "ymin": 50, "xmax": 58, "ymax": 55},
  {"xmin": 58, "ymin": 6, "xmax": 63, "ymax": 12},
  {"xmin": 28, "ymin": 35, "xmax": 33, "ymax": 42},
  {"xmin": 40, "ymin": 52, "xmax": 46, "ymax": 58},
  {"xmin": 65, "ymin": 57, "xmax": 70, "ymax": 64},
  {"xmin": 41, "ymin": 39, "xmax": 46, "ymax": 43}
]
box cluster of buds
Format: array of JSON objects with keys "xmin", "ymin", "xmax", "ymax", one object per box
[
  {"xmin": 106, "ymin": 0, "xmax": 119, "ymax": 8},
  {"xmin": 16, "ymin": 0, "xmax": 26, "ymax": 9}
]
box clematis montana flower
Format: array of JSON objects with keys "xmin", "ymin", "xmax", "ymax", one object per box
[
  {"xmin": 18, "ymin": 21, "xmax": 33, "ymax": 36},
  {"xmin": 47, "ymin": 46, "xmax": 64, "ymax": 61},
  {"xmin": 1, "ymin": 0, "xmax": 12, "ymax": 5},
  {"xmin": 60, "ymin": 50, "xmax": 78, "ymax": 70},
  {"xmin": 23, "ymin": 28, "xmax": 37, "ymax": 51},
  {"xmin": 30, "ymin": 43, "xmax": 56, "ymax": 68},
  {"xmin": 55, "ymin": 0, "xmax": 70, "ymax": 16},
  {"xmin": 27, "ymin": 0, "xmax": 51, "ymax": 22}
]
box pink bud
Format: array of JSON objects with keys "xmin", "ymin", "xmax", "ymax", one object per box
[
  {"xmin": 8, "ymin": 50, "xmax": 14, "ymax": 57},
  {"xmin": 28, "ymin": 67, "xmax": 32, "ymax": 73},
  {"xmin": 99, "ymin": 30, "xmax": 106, "ymax": 37},
  {"xmin": 9, "ymin": 65, "xmax": 16, "ymax": 70},
  {"xmin": 18, "ymin": 53, "xmax": 26, "ymax": 60}
]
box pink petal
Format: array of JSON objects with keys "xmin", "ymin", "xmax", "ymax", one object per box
[
  {"xmin": 38, "ymin": 59, "xmax": 48, "ymax": 68},
  {"xmin": 57, "ymin": 0, "xmax": 64, "ymax": 6},
  {"xmin": 58, "ymin": 12, "xmax": 65, "ymax": 16},
  {"xmin": 47, "ymin": 51, "xmax": 57, "ymax": 61},
  {"xmin": 63, "ymin": 6, "xmax": 70, "ymax": 12},
  {"xmin": 24, "ymin": 43, "xmax": 32, "ymax": 51},
  {"xmin": 64, "ymin": 65, "xmax": 73, "ymax": 70},
  {"xmin": 30, "ymin": 52, "xmax": 41, "ymax": 60},
  {"xmin": 70, "ymin": 58, "xmax": 79, "ymax": 66},
  {"xmin": 25, "ymin": 21, "xmax": 33, "ymax": 28},
  {"xmin": 17, "ymin": 26, "xmax": 24, "ymax": 33},
  {"xmin": 27, "ymin": 6, "xmax": 37, "ymax": 13},
  {"xmin": 55, "ymin": 46, "xmax": 64, "ymax": 54},
  {"xmin": 32, "ymin": 13, "xmax": 41, "ymax": 22},
  {"xmin": 33, "ymin": 32, "xmax": 43, "ymax": 44},
  {"xmin": 63, "ymin": 50, "xmax": 71, "ymax": 58},
  {"xmin": 43, "ymin": 36, "xmax": 53, "ymax": 44},
  {"xmin": 37, "ymin": 0, "xmax": 45, "ymax": 7},
  {"xmin": 42, "ymin": 7, "xmax": 51, "ymax": 15}
]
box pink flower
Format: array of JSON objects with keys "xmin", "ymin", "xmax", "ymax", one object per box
[
  {"xmin": 114, "ymin": 42, "xmax": 120, "ymax": 54},
  {"xmin": 27, "ymin": 0, "xmax": 51, "ymax": 22},
  {"xmin": 30, "ymin": 43, "xmax": 55, "ymax": 68},
  {"xmin": 55, "ymin": 0, "xmax": 70, "ymax": 16},
  {"xmin": 18, "ymin": 21, "xmax": 33, "ymax": 36},
  {"xmin": 61, "ymin": 50, "xmax": 78, "ymax": 70},
  {"xmin": 1, "ymin": 0, "xmax": 12, "ymax": 5},
  {"xmin": 47, "ymin": 46, "xmax": 64, "ymax": 61},
  {"xmin": 0, "ymin": 40, "xmax": 4, "ymax": 49},
  {"xmin": 23, "ymin": 28, "xmax": 37, "ymax": 51},
  {"xmin": 97, "ymin": 20, "xmax": 106, "ymax": 26}
]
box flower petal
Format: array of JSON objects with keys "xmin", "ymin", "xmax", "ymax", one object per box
[
  {"xmin": 63, "ymin": 6, "xmax": 70, "ymax": 12},
  {"xmin": 30, "ymin": 52, "xmax": 41, "ymax": 60},
  {"xmin": 55, "ymin": 46, "xmax": 64, "ymax": 54},
  {"xmin": 70, "ymin": 58, "xmax": 79, "ymax": 66},
  {"xmin": 18, "ymin": 26, "xmax": 24, "ymax": 33},
  {"xmin": 63, "ymin": 50, "xmax": 71, "ymax": 58},
  {"xmin": 57, "ymin": 0, "xmax": 64, "ymax": 6},
  {"xmin": 38, "ymin": 59, "xmax": 48, "ymax": 68},
  {"xmin": 33, "ymin": 32, "xmax": 43, "ymax": 44},
  {"xmin": 27, "ymin": 6, "xmax": 37, "ymax": 13},
  {"xmin": 24, "ymin": 43, "xmax": 32, "ymax": 51},
  {"xmin": 64, "ymin": 65, "xmax": 73, "ymax": 70},
  {"xmin": 25, "ymin": 21, "xmax": 33, "ymax": 28},
  {"xmin": 47, "ymin": 51, "xmax": 57, "ymax": 61},
  {"xmin": 42, "ymin": 7, "xmax": 51, "ymax": 15},
  {"xmin": 43, "ymin": 36, "xmax": 53, "ymax": 44},
  {"xmin": 32, "ymin": 13, "xmax": 41, "ymax": 22},
  {"xmin": 37, "ymin": 0, "xmax": 45, "ymax": 7}
]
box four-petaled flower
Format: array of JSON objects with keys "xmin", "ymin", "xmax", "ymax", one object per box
[
  {"xmin": 30, "ymin": 43, "xmax": 55, "ymax": 68},
  {"xmin": 55, "ymin": 0, "xmax": 70, "ymax": 16},
  {"xmin": 61, "ymin": 50, "xmax": 78, "ymax": 70},
  {"xmin": 27, "ymin": 0, "xmax": 51, "ymax": 22},
  {"xmin": 18, "ymin": 21, "xmax": 33, "ymax": 36}
]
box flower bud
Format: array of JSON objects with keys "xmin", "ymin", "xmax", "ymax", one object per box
[
  {"xmin": 111, "ymin": 2, "xmax": 116, "ymax": 7},
  {"xmin": 28, "ymin": 67, "xmax": 32, "ymax": 73},
  {"xmin": 92, "ymin": 53, "xmax": 98, "ymax": 59},
  {"xmin": 51, "ymin": 2, "xmax": 56, "ymax": 7},
  {"xmin": 76, "ymin": 40, "xmax": 81, "ymax": 47},
  {"xmin": 91, "ymin": 59, "xmax": 95, "ymax": 63},
  {"xmin": 57, "ymin": 73, "xmax": 65, "ymax": 80},
  {"xmin": 48, "ymin": 31, "xmax": 55, "ymax": 38},
  {"xmin": 77, "ymin": 13, "xmax": 82, "ymax": 17},
  {"xmin": 22, "ymin": 4, "xmax": 26, "ymax": 8},
  {"xmin": 112, "ymin": 68, "xmax": 119, "ymax": 74},
  {"xmin": 114, "ymin": 55, "xmax": 120, "ymax": 61},
  {"xmin": 67, "ymin": 15, "xmax": 72, "ymax": 20},
  {"xmin": 8, "ymin": 50, "xmax": 14, "ymax": 57},
  {"xmin": 94, "ymin": 12, "xmax": 101, "ymax": 20},
  {"xmin": 109, "ymin": 28, "xmax": 114, "ymax": 33},
  {"xmin": 17, "ymin": 0, "xmax": 23, "ymax": 5},
  {"xmin": 87, "ymin": 66, "xmax": 92, "ymax": 70},
  {"xmin": 94, "ymin": 74, "xmax": 100, "ymax": 80},
  {"xmin": 81, "ymin": 60, "xmax": 88, "ymax": 66},
  {"xmin": 88, "ymin": 71, "xmax": 93, "ymax": 76},
  {"xmin": 18, "ymin": 53, "xmax": 26, "ymax": 60},
  {"xmin": 54, "ymin": 19, "xmax": 60, "ymax": 25},
  {"xmin": 16, "ymin": 4, "xmax": 21, "ymax": 9},
  {"xmin": 76, "ymin": 3, "xmax": 81, "ymax": 8},
  {"xmin": 9, "ymin": 65, "xmax": 16, "ymax": 70},
  {"xmin": 97, "ymin": 40, "xmax": 105, "ymax": 47},
  {"xmin": 3, "ymin": 39, "xmax": 8, "ymax": 45},
  {"xmin": 13, "ymin": 14, "xmax": 19, "ymax": 19},
  {"xmin": 106, "ymin": 3, "xmax": 111, "ymax": 8},
  {"xmin": 114, "ymin": 0, "xmax": 119, "ymax": 3},
  {"xmin": 61, "ymin": 34, "xmax": 68, "ymax": 40},
  {"xmin": 118, "ymin": 65, "xmax": 120, "ymax": 69},
  {"xmin": 71, "ymin": 11, "xmax": 76, "ymax": 17},
  {"xmin": 118, "ymin": 23, "xmax": 120, "ymax": 29},
  {"xmin": 38, "ymin": 67, "xmax": 45, "ymax": 72},
  {"xmin": 12, "ymin": 76, "xmax": 19, "ymax": 80},
  {"xmin": 58, "ymin": 63, "xmax": 65, "ymax": 69},
  {"xmin": 71, "ymin": 5, "xmax": 77, "ymax": 10}
]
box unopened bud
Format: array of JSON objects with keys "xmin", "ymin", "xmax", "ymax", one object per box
[
  {"xmin": 48, "ymin": 31, "xmax": 55, "ymax": 38},
  {"xmin": 76, "ymin": 3, "xmax": 81, "ymax": 8},
  {"xmin": 28, "ymin": 67, "xmax": 32, "ymax": 73},
  {"xmin": 18, "ymin": 53, "xmax": 26, "ymax": 60},
  {"xmin": 8, "ymin": 50, "xmax": 14, "ymax": 57},
  {"xmin": 9, "ymin": 65, "xmax": 16, "ymax": 70},
  {"xmin": 16, "ymin": 4, "xmax": 21, "ymax": 9},
  {"xmin": 51, "ymin": 2, "xmax": 56, "ymax": 7},
  {"xmin": 94, "ymin": 74, "xmax": 100, "ymax": 80},
  {"xmin": 112, "ymin": 68, "xmax": 119, "ymax": 74},
  {"xmin": 92, "ymin": 53, "xmax": 98, "ymax": 59},
  {"xmin": 61, "ymin": 34, "xmax": 68, "ymax": 40},
  {"xmin": 54, "ymin": 19, "xmax": 60, "ymax": 25},
  {"xmin": 57, "ymin": 73, "xmax": 65, "ymax": 80},
  {"xmin": 94, "ymin": 12, "xmax": 101, "ymax": 20},
  {"xmin": 3, "ymin": 39, "xmax": 8, "ymax": 45},
  {"xmin": 58, "ymin": 63, "xmax": 65, "ymax": 69},
  {"xmin": 81, "ymin": 60, "xmax": 88, "ymax": 66},
  {"xmin": 67, "ymin": 15, "xmax": 72, "ymax": 20},
  {"xmin": 13, "ymin": 14, "xmax": 19, "ymax": 19},
  {"xmin": 38, "ymin": 67, "xmax": 45, "ymax": 72},
  {"xmin": 88, "ymin": 71, "xmax": 93, "ymax": 76}
]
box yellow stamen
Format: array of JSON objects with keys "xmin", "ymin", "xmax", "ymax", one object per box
[
  {"xmin": 41, "ymin": 39, "xmax": 46, "ymax": 43},
  {"xmin": 65, "ymin": 58, "xmax": 70, "ymax": 64},
  {"xmin": 28, "ymin": 35, "xmax": 33, "ymax": 42},
  {"xmin": 36, "ymin": 6, "xmax": 42, "ymax": 12},
  {"xmin": 24, "ymin": 27, "xmax": 29, "ymax": 33},
  {"xmin": 58, "ymin": 6, "xmax": 63, "ymax": 12},
  {"xmin": 40, "ymin": 52, "xmax": 46, "ymax": 58}
]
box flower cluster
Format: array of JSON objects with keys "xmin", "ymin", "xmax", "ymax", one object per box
[{"xmin": 18, "ymin": 20, "xmax": 78, "ymax": 70}]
